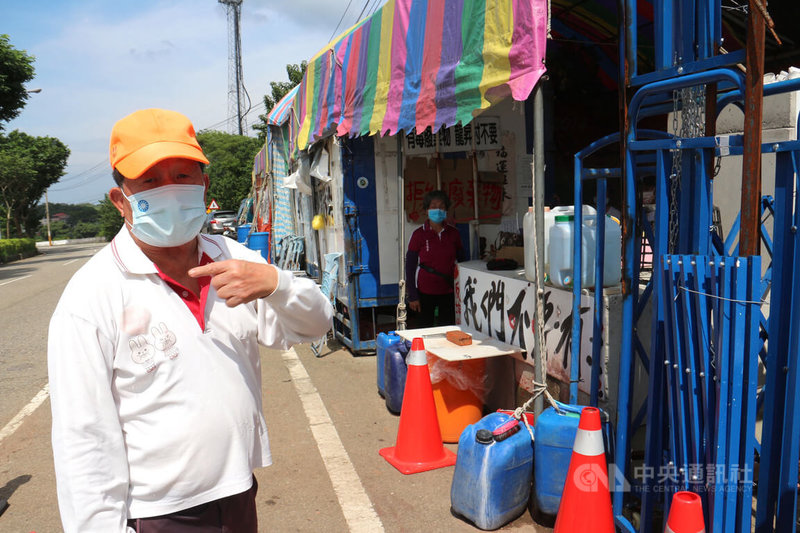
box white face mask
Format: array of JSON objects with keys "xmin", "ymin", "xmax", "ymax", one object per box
[{"xmin": 122, "ymin": 184, "xmax": 207, "ymax": 247}]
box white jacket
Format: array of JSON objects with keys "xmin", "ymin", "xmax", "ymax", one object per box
[{"xmin": 48, "ymin": 229, "xmax": 333, "ymax": 532}]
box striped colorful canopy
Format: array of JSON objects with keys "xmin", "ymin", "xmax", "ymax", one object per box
[
  {"xmin": 267, "ymin": 85, "xmax": 300, "ymax": 126},
  {"xmin": 252, "ymin": 143, "xmax": 268, "ymax": 178},
  {"xmin": 292, "ymin": 0, "xmax": 548, "ymax": 152}
]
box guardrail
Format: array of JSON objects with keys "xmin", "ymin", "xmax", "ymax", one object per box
[{"xmin": 35, "ymin": 237, "xmax": 107, "ymax": 247}]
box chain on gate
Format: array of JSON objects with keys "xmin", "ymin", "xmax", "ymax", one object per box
[{"xmin": 669, "ymin": 84, "xmax": 706, "ymax": 253}]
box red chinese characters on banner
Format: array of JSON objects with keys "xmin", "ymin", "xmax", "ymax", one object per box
[
  {"xmin": 443, "ymin": 177, "xmax": 505, "ymax": 223},
  {"xmin": 406, "ymin": 179, "xmax": 430, "ymax": 223},
  {"xmin": 404, "ymin": 156, "xmax": 506, "ymax": 223}
]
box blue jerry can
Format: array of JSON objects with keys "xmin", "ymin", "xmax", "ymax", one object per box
[
  {"xmin": 376, "ymin": 332, "xmax": 403, "ymax": 398},
  {"xmin": 533, "ymin": 403, "xmax": 583, "ymax": 516},
  {"xmin": 451, "ymin": 412, "xmax": 534, "ymax": 530},
  {"xmin": 383, "ymin": 339, "xmax": 409, "ymax": 414}
]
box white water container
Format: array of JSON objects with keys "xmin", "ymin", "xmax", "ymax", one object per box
[
  {"xmin": 548, "ymin": 214, "xmax": 622, "ymax": 289},
  {"xmin": 544, "ymin": 205, "xmax": 596, "ymax": 277},
  {"xmin": 585, "ymin": 215, "xmax": 622, "ymax": 287},
  {"xmin": 548, "ymin": 215, "xmax": 593, "ymax": 289}
]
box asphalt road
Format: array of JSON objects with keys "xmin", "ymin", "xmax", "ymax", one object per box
[{"xmin": 0, "ymin": 242, "xmax": 551, "ymax": 532}]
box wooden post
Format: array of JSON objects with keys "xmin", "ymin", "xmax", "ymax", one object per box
[{"xmin": 739, "ymin": 0, "xmax": 765, "ymax": 256}]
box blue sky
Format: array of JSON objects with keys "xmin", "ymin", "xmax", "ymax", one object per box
[{"xmin": 4, "ymin": 0, "xmax": 376, "ymax": 204}]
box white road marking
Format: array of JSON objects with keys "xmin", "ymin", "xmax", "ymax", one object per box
[
  {"xmin": 0, "ymin": 384, "xmax": 49, "ymax": 445},
  {"xmin": 0, "ymin": 274, "xmax": 32, "ymax": 287},
  {"xmin": 281, "ymin": 348, "xmax": 384, "ymax": 533},
  {"xmin": 63, "ymin": 258, "xmax": 81, "ymax": 266}
]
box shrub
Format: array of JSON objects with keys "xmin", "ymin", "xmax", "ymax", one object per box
[{"xmin": 0, "ymin": 238, "xmax": 37, "ymax": 264}]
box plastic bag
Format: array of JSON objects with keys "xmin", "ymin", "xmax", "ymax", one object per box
[{"xmin": 428, "ymin": 355, "xmax": 489, "ymax": 401}]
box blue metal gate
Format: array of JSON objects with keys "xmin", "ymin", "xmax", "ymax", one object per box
[
  {"xmin": 337, "ymin": 136, "xmax": 400, "ymax": 353},
  {"xmin": 608, "ymin": 73, "xmax": 800, "ymax": 532},
  {"xmin": 565, "ymin": 0, "xmax": 800, "ymax": 528}
]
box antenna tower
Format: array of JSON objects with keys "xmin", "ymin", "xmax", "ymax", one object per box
[{"xmin": 219, "ymin": 0, "xmax": 246, "ymax": 134}]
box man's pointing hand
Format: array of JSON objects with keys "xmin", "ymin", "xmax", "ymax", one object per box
[{"xmin": 189, "ymin": 260, "xmax": 279, "ymax": 307}]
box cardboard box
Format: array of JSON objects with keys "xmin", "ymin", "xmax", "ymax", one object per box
[{"xmin": 495, "ymin": 246, "xmax": 524, "ymax": 265}]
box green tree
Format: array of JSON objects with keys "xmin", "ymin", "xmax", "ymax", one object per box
[
  {"xmin": 46, "ymin": 220, "xmax": 69, "ymax": 240},
  {"xmin": 71, "ymin": 220, "xmax": 102, "ymax": 239},
  {"xmin": 98, "ymin": 194, "xmax": 124, "ymax": 238},
  {"xmin": 32, "ymin": 202, "xmax": 109, "ymax": 240},
  {"xmin": 252, "ymin": 61, "xmax": 306, "ymax": 142},
  {"xmin": 48, "ymin": 202, "xmax": 99, "ymax": 223},
  {"xmin": 0, "ymin": 131, "xmax": 70, "ymax": 237},
  {"xmin": 196, "ymin": 131, "xmax": 262, "ymax": 214},
  {"xmin": 0, "ymin": 34, "xmax": 36, "ymax": 128}
]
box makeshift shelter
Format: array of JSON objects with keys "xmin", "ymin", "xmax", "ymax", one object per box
[
  {"xmin": 261, "ymin": 0, "xmax": 550, "ymax": 353},
  {"xmin": 291, "ymin": 0, "xmax": 547, "ymax": 151},
  {"xmin": 265, "ymin": 85, "xmax": 301, "ymax": 263},
  {"xmin": 251, "ymin": 1, "xmax": 800, "ymax": 530}
]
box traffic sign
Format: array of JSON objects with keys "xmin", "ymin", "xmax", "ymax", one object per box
[{"xmin": 207, "ymin": 199, "xmax": 220, "ymax": 211}]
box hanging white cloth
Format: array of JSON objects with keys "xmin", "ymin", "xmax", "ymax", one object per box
[
  {"xmin": 309, "ymin": 145, "xmax": 332, "ymax": 183},
  {"xmin": 284, "ymin": 150, "xmax": 313, "ymax": 195}
]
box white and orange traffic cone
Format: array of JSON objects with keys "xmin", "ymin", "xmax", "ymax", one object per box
[
  {"xmin": 554, "ymin": 406, "xmax": 614, "ymax": 533},
  {"xmin": 380, "ymin": 337, "xmax": 456, "ymax": 474},
  {"xmin": 665, "ymin": 491, "xmax": 706, "ymax": 533}
]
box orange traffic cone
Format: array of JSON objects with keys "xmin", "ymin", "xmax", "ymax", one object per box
[
  {"xmin": 380, "ymin": 337, "xmax": 457, "ymax": 474},
  {"xmin": 554, "ymin": 406, "xmax": 614, "ymax": 533},
  {"xmin": 664, "ymin": 491, "xmax": 706, "ymax": 533}
]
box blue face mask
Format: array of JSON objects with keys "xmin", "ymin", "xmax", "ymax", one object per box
[
  {"xmin": 122, "ymin": 184, "xmax": 207, "ymax": 247},
  {"xmin": 428, "ymin": 208, "xmax": 447, "ymax": 224}
]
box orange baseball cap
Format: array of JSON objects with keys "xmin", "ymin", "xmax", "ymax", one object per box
[{"xmin": 109, "ymin": 108, "xmax": 210, "ymax": 179}]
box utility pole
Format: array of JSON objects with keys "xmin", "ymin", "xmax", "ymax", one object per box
[
  {"xmin": 740, "ymin": 0, "xmax": 766, "ymax": 256},
  {"xmin": 219, "ymin": 0, "xmax": 246, "ymax": 135},
  {"xmin": 44, "ymin": 190, "xmax": 52, "ymax": 245},
  {"xmin": 25, "ymin": 88, "xmax": 49, "ymax": 245}
]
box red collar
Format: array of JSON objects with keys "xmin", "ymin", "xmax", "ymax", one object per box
[{"xmin": 154, "ymin": 253, "xmax": 214, "ymax": 331}]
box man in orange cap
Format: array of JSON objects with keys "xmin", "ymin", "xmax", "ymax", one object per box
[{"xmin": 48, "ymin": 109, "xmax": 334, "ymax": 532}]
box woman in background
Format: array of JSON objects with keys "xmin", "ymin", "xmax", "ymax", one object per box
[{"xmin": 406, "ymin": 190, "xmax": 466, "ymax": 328}]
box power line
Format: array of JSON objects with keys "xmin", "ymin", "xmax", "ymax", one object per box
[
  {"xmin": 355, "ymin": 0, "xmax": 371, "ymax": 22},
  {"xmin": 50, "ymin": 170, "xmax": 109, "ymax": 192},
  {"xmin": 57, "ymin": 159, "xmax": 108, "ymax": 183},
  {"xmin": 51, "ymin": 101, "xmax": 269, "ymax": 193},
  {"xmin": 366, "ymin": 0, "xmax": 383, "ymax": 18},
  {"xmin": 202, "ymin": 99, "xmax": 266, "ymax": 131},
  {"xmin": 328, "ymin": 0, "xmax": 354, "ymax": 44}
]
